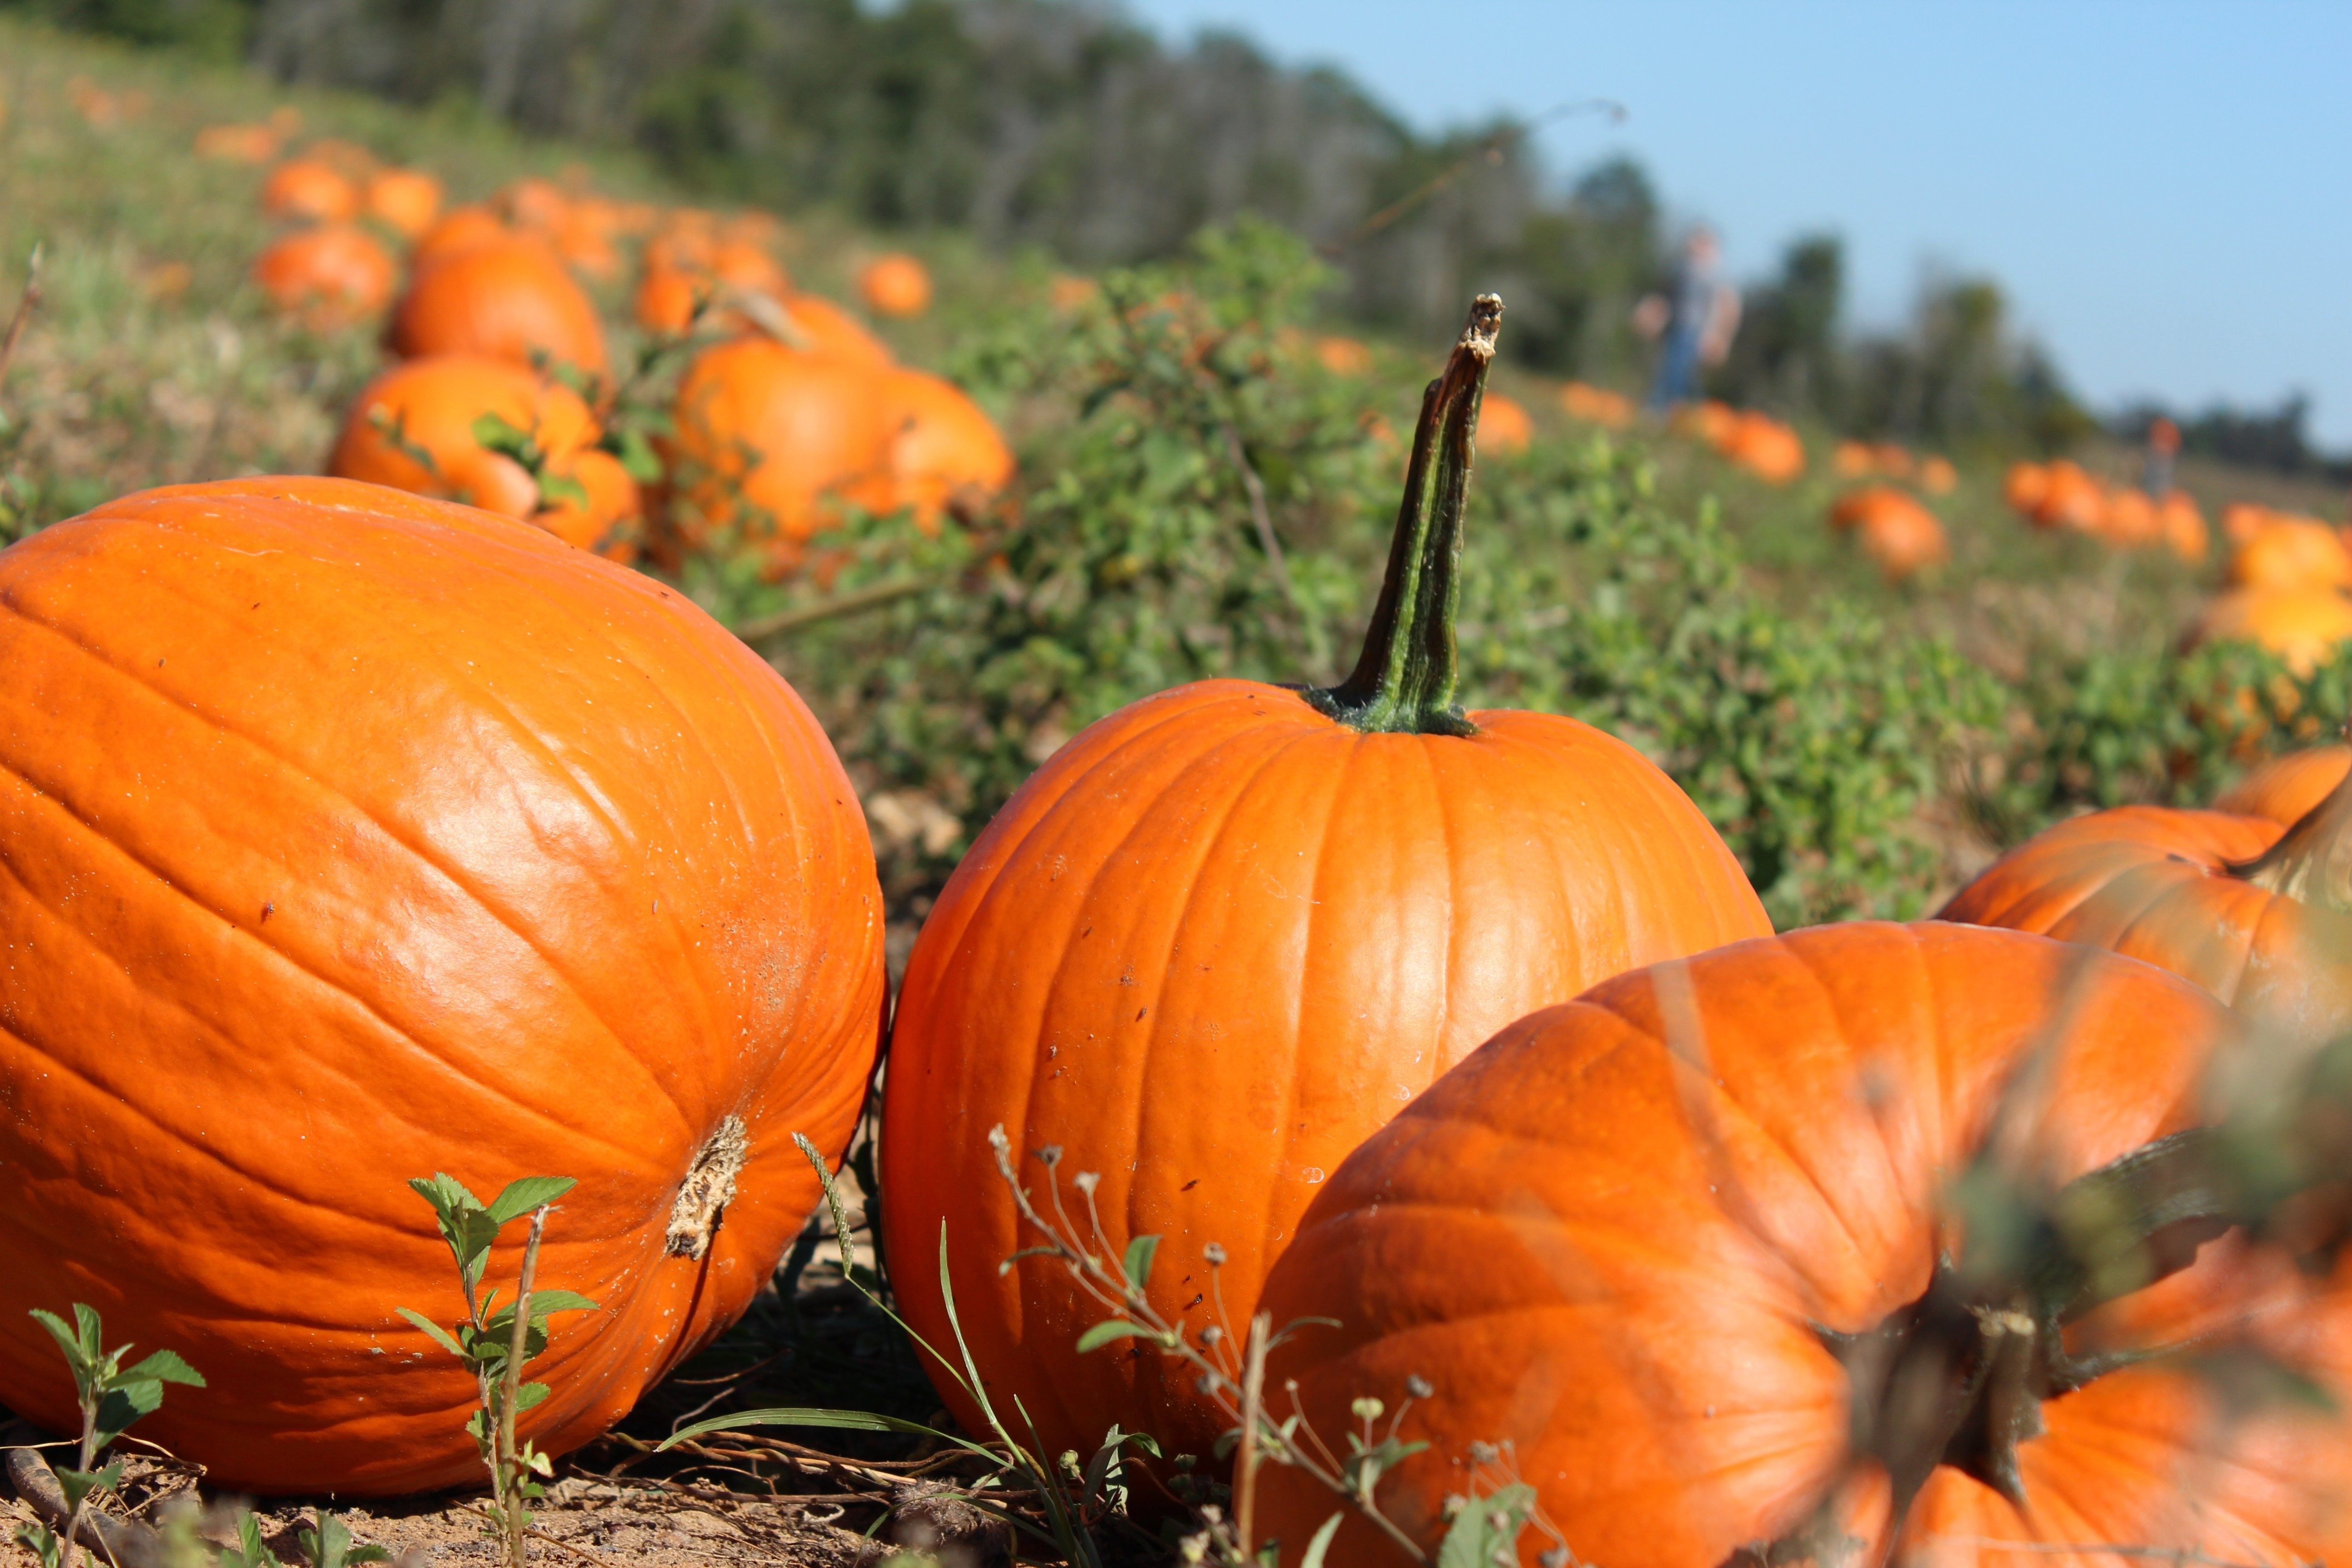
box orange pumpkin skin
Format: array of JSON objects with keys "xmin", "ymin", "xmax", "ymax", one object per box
[
  {"xmin": 882, "ymin": 686, "xmax": 1771, "ymax": 1462},
  {"xmin": 710, "ymin": 240, "xmax": 790, "ymax": 301},
  {"xmin": 261, "ymin": 157, "xmax": 360, "ymax": 223},
  {"xmin": 253, "ymin": 224, "xmax": 397, "ymax": 327},
  {"xmin": 2001, "ymin": 460, "xmax": 2048, "ymax": 516},
  {"xmin": 1937, "ymin": 804, "xmax": 2352, "ymax": 1035},
  {"xmin": 2187, "ymin": 586, "xmax": 2352, "ymax": 676},
  {"xmin": 1830, "ymin": 486, "xmax": 1947, "ymax": 579},
  {"xmin": 535, "ymin": 446, "xmax": 643, "ymax": 561},
  {"xmin": 328, "ymin": 354, "xmax": 599, "ymax": 519},
  {"xmin": 410, "ymin": 204, "xmax": 511, "ymax": 270},
  {"xmin": 1720, "ymin": 412, "xmax": 1804, "ymax": 483},
  {"xmin": 857, "ymin": 253, "xmax": 933, "ymax": 317},
  {"xmin": 2216, "ymin": 744, "xmax": 2352, "ymax": 823},
  {"xmin": 2103, "ymin": 485, "xmax": 2161, "ymax": 546},
  {"xmin": 877, "ymin": 369, "xmax": 1013, "ymax": 528},
  {"xmin": 666, "ymin": 340, "xmax": 895, "ymax": 555},
  {"xmin": 1256, "ymin": 923, "xmax": 2352, "ymax": 1568},
  {"xmin": 389, "ymin": 236, "xmax": 610, "ymax": 379},
  {"xmin": 0, "ymin": 478, "xmax": 886, "ymax": 1493},
  {"xmin": 1477, "ymin": 391, "xmax": 1533, "ymax": 453},
  {"xmin": 2034, "ymin": 459, "xmax": 2106, "ymax": 532},
  {"xmin": 363, "ymin": 168, "xmax": 444, "ymax": 240},
  {"xmin": 777, "ymin": 294, "xmax": 893, "ymax": 367},
  {"xmin": 633, "ymin": 264, "xmax": 708, "ymax": 335},
  {"xmin": 2161, "ymin": 490, "xmax": 2209, "ymax": 562},
  {"xmin": 2227, "ymin": 516, "xmax": 2352, "ymax": 592}
]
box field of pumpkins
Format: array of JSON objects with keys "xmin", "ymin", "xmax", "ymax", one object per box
[{"xmin": 10, "ymin": 23, "xmax": 2352, "ymax": 1568}]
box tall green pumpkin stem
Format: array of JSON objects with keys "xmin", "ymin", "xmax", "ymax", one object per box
[{"xmin": 1303, "ymin": 292, "xmax": 1503, "ymax": 737}]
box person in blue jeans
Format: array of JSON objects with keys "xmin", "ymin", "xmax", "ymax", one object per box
[{"xmin": 1634, "ymin": 226, "xmax": 1742, "ymax": 411}]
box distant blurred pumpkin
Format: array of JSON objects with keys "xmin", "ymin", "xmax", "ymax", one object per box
[
  {"xmin": 2002, "ymin": 460, "xmax": 2049, "ymax": 518},
  {"xmin": 2187, "ymin": 587, "xmax": 2352, "ymax": 676},
  {"xmin": 1720, "ymin": 411, "xmax": 1804, "ymax": 484},
  {"xmin": 252, "ymin": 224, "xmax": 396, "ymax": 328},
  {"xmin": 2227, "ymin": 516, "xmax": 2352, "ymax": 593},
  {"xmin": 409, "ymin": 206, "xmax": 510, "ymax": 270},
  {"xmin": 1830, "ymin": 485, "xmax": 1946, "ymax": 582},
  {"xmin": 876, "ymin": 369, "xmax": 1014, "ymax": 529},
  {"xmin": 363, "ymin": 168, "xmax": 443, "ymax": 242},
  {"xmin": 2103, "ymin": 487, "xmax": 2161, "ymax": 548},
  {"xmin": 2032, "ymin": 460, "xmax": 2106, "ymax": 532},
  {"xmin": 2161, "ymin": 491, "xmax": 2210, "ymax": 563},
  {"xmin": 1917, "ymin": 454, "xmax": 1958, "ymax": 494},
  {"xmin": 1559, "ymin": 381, "xmax": 1634, "ymax": 429},
  {"xmin": 261, "ymin": 159, "xmax": 360, "ymax": 224},
  {"xmin": 388, "ymin": 236, "xmax": 609, "ymax": 381},
  {"xmin": 1478, "ymin": 391, "xmax": 1534, "ymax": 454},
  {"xmin": 1312, "ymin": 335, "xmax": 1373, "ymax": 376},
  {"xmin": 196, "ymin": 123, "xmax": 280, "ymax": 163},
  {"xmin": 857, "ymin": 253, "xmax": 934, "ymax": 318}
]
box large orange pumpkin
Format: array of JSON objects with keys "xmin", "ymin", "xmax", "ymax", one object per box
[
  {"xmin": 388, "ymin": 235, "xmax": 609, "ymax": 380},
  {"xmin": 771, "ymin": 294, "xmax": 892, "ymax": 367},
  {"xmin": 252, "ymin": 224, "xmax": 397, "ymax": 327},
  {"xmin": 2215, "ymin": 742, "xmax": 2352, "ymax": 823},
  {"xmin": 664, "ymin": 339, "xmax": 896, "ymax": 560},
  {"xmin": 0, "ymin": 477, "xmax": 886, "ymax": 1493},
  {"xmin": 261, "ymin": 157, "xmax": 360, "ymax": 223},
  {"xmin": 2227, "ymin": 515, "xmax": 2352, "ymax": 592},
  {"xmin": 879, "ymin": 297, "xmax": 1771, "ymax": 1468},
  {"xmin": 875, "ymin": 368, "xmax": 1014, "ymax": 529},
  {"xmin": 1938, "ymin": 770, "xmax": 2352, "ymax": 1037},
  {"xmin": 328, "ymin": 354, "xmax": 637, "ymax": 558},
  {"xmin": 409, "ymin": 204, "xmax": 510, "ymax": 270},
  {"xmin": 2187, "ymin": 586, "xmax": 2352, "ymax": 676},
  {"xmin": 1254, "ymin": 921, "xmax": 2352, "ymax": 1568},
  {"xmin": 363, "ymin": 167, "xmax": 443, "ymax": 241},
  {"xmin": 857, "ymin": 252, "xmax": 933, "ymax": 318}
]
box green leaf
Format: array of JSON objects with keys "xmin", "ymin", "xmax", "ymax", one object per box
[
  {"xmin": 513, "ymin": 1381, "xmax": 551, "ymax": 1412},
  {"xmin": 93, "ymin": 1379, "xmax": 167, "ymax": 1448},
  {"xmin": 520, "ymin": 1289, "xmax": 599, "ymax": 1317},
  {"xmin": 1436, "ymin": 1481, "xmax": 1536, "ymax": 1568},
  {"xmin": 27, "ymin": 1309, "xmax": 88, "ymax": 1383},
  {"xmin": 658, "ymin": 1406, "xmax": 973, "ymax": 1452},
  {"xmin": 116, "ymin": 1348, "xmax": 204, "ymax": 1389},
  {"xmin": 223, "ymin": 1509, "xmax": 282, "ymax": 1568},
  {"xmin": 1121, "ymin": 1233, "xmax": 1160, "ymax": 1292},
  {"xmin": 71, "ymin": 1303, "xmax": 103, "ymax": 1364},
  {"xmin": 55, "ymin": 1460, "xmax": 122, "ymax": 1514},
  {"xmin": 487, "ymin": 1176, "xmax": 576, "ymax": 1225},
  {"xmin": 1298, "ymin": 1512, "xmax": 1344, "ymax": 1568},
  {"xmin": 470, "ymin": 411, "xmax": 535, "ymax": 464},
  {"xmin": 393, "ymin": 1308, "xmax": 467, "ymax": 1360},
  {"xmin": 612, "ymin": 427, "xmax": 663, "ymax": 483},
  {"xmin": 1073, "ymin": 1320, "xmax": 1154, "ymax": 1354}
]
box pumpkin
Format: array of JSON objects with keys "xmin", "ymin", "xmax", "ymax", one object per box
[
  {"xmin": 1832, "ymin": 440, "xmax": 1874, "ymax": 477},
  {"xmin": 1938, "ymin": 760, "xmax": 2352, "ymax": 1036},
  {"xmin": 1254, "ymin": 921, "xmax": 2352, "ymax": 1568},
  {"xmin": 879, "ymin": 297, "xmax": 1771, "ymax": 1468},
  {"xmin": 634, "ymin": 264, "xmax": 708, "ymax": 336},
  {"xmin": 664, "ymin": 338, "xmax": 897, "ymax": 561},
  {"xmin": 2186, "ymin": 586, "xmax": 2352, "ymax": 677},
  {"xmin": 857, "ymin": 252, "xmax": 934, "ymax": 318},
  {"xmin": 1720, "ymin": 411, "xmax": 1804, "ymax": 484},
  {"xmin": 1675, "ymin": 399, "xmax": 1740, "ymax": 446},
  {"xmin": 1916, "ymin": 453, "xmax": 1957, "ymax": 494},
  {"xmin": 1478, "ymin": 391, "xmax": 1534, "ymax": 453},
  {"xmin": 260, "ymin": 158, "xmax": 360, "ymax": 223},
  {"xmin": 772, "ymin": 294, "xmax": 892, "ymax": 367},
  {"xmin": 2215, "ymin": 743, "xmax": 2351, "ymax": 823},
  {"xmin": 0, "ymin": 476, "xmax": 886, "ymax": 1493},
  {"xmin": 196, "ymin": 122, "xmax": 280, "ymax": 163},
  {"xmin": 2161, "ymin": 490, "xmax": 2209, "ymax": 562},
  {"xmin": 2032, "ymin": 459, "xmax": 2106, "ymax": 532},
  {"xmin": 1867, "ymin": 440, "xmax": 1913, "ymax": 478},
  {"xmin": 876, "ymin": 368, "xmax": 1014, "ymax": 529},
  {"xmin": 409, "ymin": 204, "xmax": 511, "ymax": 270},
  {"xmin": 303, "ymin": 138, "xmax": 378, "ymax": 179},
  {"xmin": 2001, "ymin": 460, "xmax": 2048, "ymax": 518},
  {"xmin": 388, "ymin": 235, "xmax": 609, "ymax": 380},
  {"xmin": 252, "ymin": 223, "xmax": 397, "ymax": 328},
  {"xmin": 1311, "ymin": 335, "xmax": 1372, "ymax": 376},
  {"xmin": 499, "ymin": 176, "xmax": 572, "ymax": 231},
  {"xmin": 328, "ymin": 354, "xmax": 637, "ymax": 558},
  {"xmin": 710, "ymin": 240, "xmax": 790, "ymax": 301},
  {"xmin": 2102, "ymin": 485, "xmax": 2161, "ymax": 547},
  {"xmin": 2224, "ymin": 501, "xmax": 2280, "ymax": 545},
  {"xmin": 548, "ymin": 206, "xmax": 622, "ymax": 281},
  {"xmin": 1829, "ymin": 486, "xmax": 1946, "ymax": 582},
  {"xmin": 2227, "ymin": 515, "xmax": 2352, "ymax": 592},
  {"xmin": 1559, "ymin": 381, "xmax": 1633, "ymax": 430},
  {"xmin": 363, "ymin": 167, "xmax": 443, "ymax": 241}
]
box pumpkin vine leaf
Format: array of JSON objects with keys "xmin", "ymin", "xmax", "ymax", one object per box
[{"xmin": 13, "ymin": 1303, "xmax": 204, "ymax": 1568}]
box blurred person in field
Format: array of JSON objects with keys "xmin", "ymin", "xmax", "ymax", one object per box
[
  {"xmin": 1634, "ymin": 225, "xmax": 1741, "ymax": 411},
  {"xmin": 2146, "ymin": 414, "xmax": 2181, "ymax": 497}
]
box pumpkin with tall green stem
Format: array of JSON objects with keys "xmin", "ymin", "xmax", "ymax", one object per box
[{"xmin": 881, "ymin": 295, "xmax": 1771, "ymax": 1470}]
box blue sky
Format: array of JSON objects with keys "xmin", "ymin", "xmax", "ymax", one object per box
[{"xmin": 1122, "ymin": 0, "xmax": 2352, "ymax": 447}]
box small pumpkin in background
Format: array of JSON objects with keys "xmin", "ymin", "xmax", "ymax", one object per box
[
  {"xmin": 2227, "ymin": 514, "xmax": 2352, "ymax": 592},
  {"xmin": 857, "ymin": 252, "xmax": 933, "ymax": 318},
  {"xmin": 0, "ymin": 477, "xmax": 887, "ymax": 1494},
  {"xmin": 633, "ymin": 265, "xmax": 708, "ymax": 336},
  {"xmin": 1719, "ymin": 410, "xmax": 1805, "ymax": 484},
  {"xmin": 1254, "ymin": 921, "xmax": 2352, "ymax": 1568},
  {"xmin": 196, "ymin": 122, "xmax": 280, "ymax": 163},
  {"xmin": 664, "ymin": 338, "xmax": 897, "ymax": 566},
  {"xmin": 1478, "ymin": 390, "xmax": 1534, "ymax": 453},
  {"xmin": 1916, "ymin": 453, "xmax": 1958, "ymax": 494},
  {"xmin": 363, "ymin": 167, "xmax": 443, "ymax": 241},
  {"xmin": 2032, "ymin": 459, "xmax": 2106, "ymax": 532},
  {"xmin": 1832, "ymin": 439, "xmax": 1875, "ymax": 476},
  {"xmin": 2001, "ymin": 460, "xmax": 2049, "ymax": 518},
  {"xmin": 303, "ymin": 138, "xmax": 377, "ymax": 179},
  {"xmin": 875, "ymin": 369, "xmax": 1014, "ymax": 530},
  {"xmin": 261, "ymin": 158, "xmax": 360, "ymax": 224},
  {"xmin": 389, "ymin": 235, "xmax": 610, "ymax": 381},
  {"xmin": 329, "ymin": 354, "xmax": 639, "ymax": 559},
  {"xmin": 498, "ymin": 176, "xmax": 572, "ymax": 233},
  {"xmin": 2161, "ymin": 490, "xmax": 2209, "ymax": 562},
  {"xmin": 2188, "ymin": 587, "xmax": 2352, "ymax": 677},
  {"xmin": 1312, "ymin": 335, "xmax": 1373, "ymax": 376},
  {"xmin": 882, "ymin": 298, "xmax": 1771, "ymax": 1470},
  {"xmin": 1558, "ymin": 380, "xmax": 1633, "ymax": 429},
  {"xmin": 252, "ymin": 224, "xmax": 396, "ymax": 328},
  {"xmin": 1829, "ymin": 485, "xmax": 1947, "ymax": 582}
]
